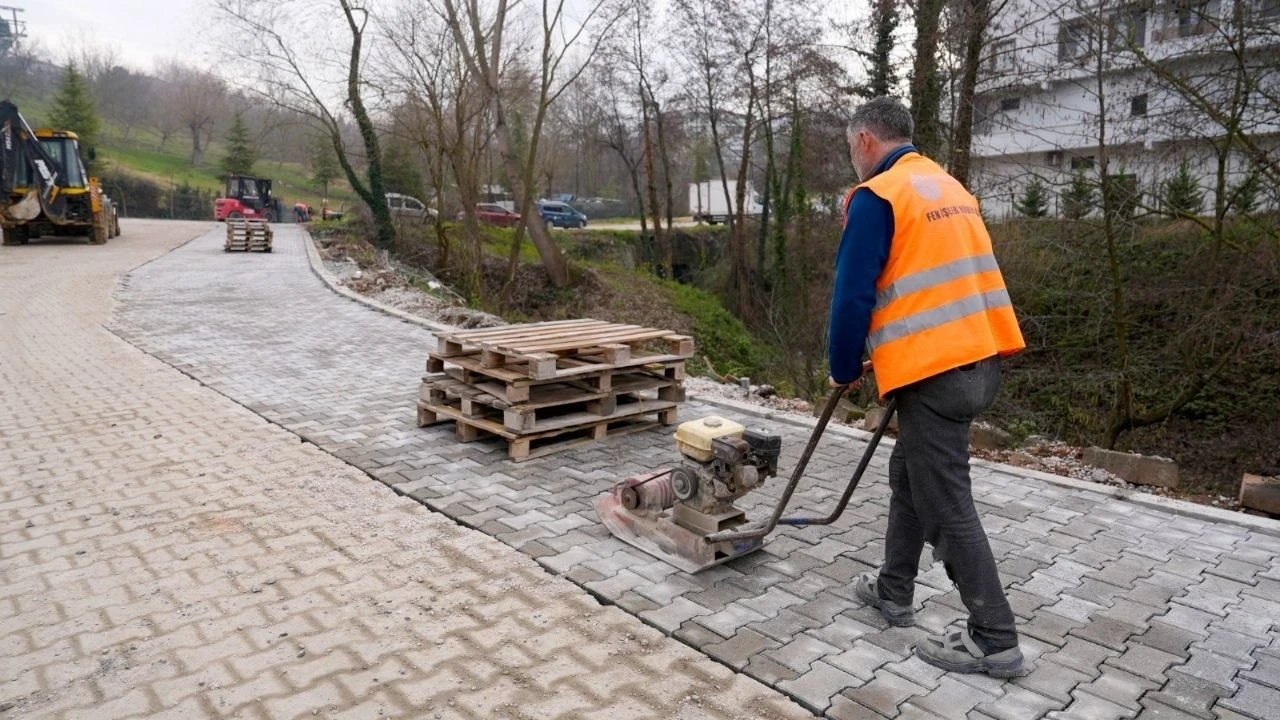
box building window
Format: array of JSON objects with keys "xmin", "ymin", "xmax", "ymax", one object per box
[
  {"xmin": 1000, "ymin": 96, "xmax": 1021, "ymax": 112},
  {"xmin": 1168, "ymin": 0, "xmax": 1218, "ymax": 38},
  {"xmin": 1108, "ymin": 7, "xmax": 1147, "ymax": 49},
  {"xmin": 1047, "ymin": 151, "xmax": 1064, "ymax": 167},
  {"xmin": 1071, "ymin": 156, "xmax": 1096, "ymax": 170},
  {"xmin": 1131, "ymin": 94, "xmax": 1148, "ymax": 117},
  {"xmin": 1059, "ymin": 19, "xmax": 1092, "ymax": 61},
  {"xmin": 988, "ymin": 39, "xmax": 1016, "ymax": 73}
]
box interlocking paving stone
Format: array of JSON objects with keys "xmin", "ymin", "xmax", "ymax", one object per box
[
  {"xmin": 704, "ymin": 627, "xmax": 783, "ymax": 670},
  {"xmin": 94, "ymin": 224, "xmax": 1280, "ymax": 720},
  {"xmin": 1142, "ymin": 672, "xmax": 1231, "ymax": 719},
  {"xmin": 1048, "ymin": 689, "xmax": 1139, "ymax": 719},
  {"xmin": 1, "ymin": 221, "xmax": 814, "ymax": 720},
  {"xmin": 1076, "ymin": 666, "xmax": 1161, "ymax": 711},
  {"xmin": 1219, "ymin": 680, "xmax": 1280, "ymax": 720},
  {"xmin": 911, "ymin": 675, "xmax": 1001, "ymax": 719},
  {"xmin": 976, "ymin": 684, "xmax": 1065, "ymax": 720},
  {"xmin": 846, "ymin": 669, "xmax": 930, "ymax": 717}
]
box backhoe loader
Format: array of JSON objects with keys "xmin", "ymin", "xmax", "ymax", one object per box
[{"xmin": 1, "ymin": 100, "xmax": 119, "ymax": 245}]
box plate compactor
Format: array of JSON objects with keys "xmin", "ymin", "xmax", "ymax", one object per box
[{"xmin": 593, "ymin": 383, "xmax": 898, "ymax": 573}]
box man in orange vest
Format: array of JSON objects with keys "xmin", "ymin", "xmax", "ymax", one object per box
[{"xmin": 828, "ymin": 97, "xmax": 1027, "ymax": 677}]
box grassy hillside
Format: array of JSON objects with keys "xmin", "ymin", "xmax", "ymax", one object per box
[{"xmin": 6, "ymin": 91, "xmax": 356, "ymax": 213}]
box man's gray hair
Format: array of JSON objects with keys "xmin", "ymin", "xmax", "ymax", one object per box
[{"xmin": 847, "ymin": 97, "xmax": 913, "ymax": 143}]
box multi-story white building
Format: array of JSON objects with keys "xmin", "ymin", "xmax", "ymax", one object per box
[{"xmin": 970, "ymin": 0, "xmax": 1280, "ymax": 218}]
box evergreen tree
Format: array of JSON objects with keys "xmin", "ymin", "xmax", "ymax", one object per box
[
  {"xmin": 1161, "ymin": 160, "xmax": 1204, "ymax": 219},
  {"xmin": 1230, "ymin": 172, "xmax": 1260, "ymax": 216},
  {"xmin": 1061, "ymin": 172, "xmax": 1095, "ymax": 220},
  {"xmin": 220, "ymin": 112, "xmax": 257, "ymax": 177},
  {"xmin": 310, "ymin": 136, "xmax": 340, "ymax": 196},
  {"xmin": 380, "ymin": 139, "xmax": 423, "ymax": 197},
  {"xmin": 1014, "ymin": 174, "xmax": 1049, "ymax": 217},
  {"xmin": 858, "ymin": 0, "xmax": 899, "ymax": 98},
  {"xmin": 48, "ymin": 64, "xmax": 101, "ymax": 162}
]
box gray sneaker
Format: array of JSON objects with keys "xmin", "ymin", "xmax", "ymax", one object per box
[
  {"xmin": 854, "ymin": 572, "xmax": 915, "ymax": 627},
  {"xmin": 914, "ymin": 629, "xmax": 1025, "ymax": 678}
]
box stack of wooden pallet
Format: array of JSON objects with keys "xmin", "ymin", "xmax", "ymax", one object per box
[
  {"xmin": 224, "ymin": 219, "xmax": 273, "ymax": 252},
  {"xmin": 418, "ymin": 319, "xmax": 694, "ymax": 461}
]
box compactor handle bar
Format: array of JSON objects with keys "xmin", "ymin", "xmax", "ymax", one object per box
[{"xmin": 705, "ymin": 362, "xmax": 897, "ymax": 545}]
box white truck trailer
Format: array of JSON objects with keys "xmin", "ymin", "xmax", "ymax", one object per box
[{"xmin": 688, "ymin": 180, "xmax": 762, "ymax": 225}]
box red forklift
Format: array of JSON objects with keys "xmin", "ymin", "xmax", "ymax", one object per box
[{"xmin": 213, "ymin": 174, "xmax": 279, "ymax": 222}]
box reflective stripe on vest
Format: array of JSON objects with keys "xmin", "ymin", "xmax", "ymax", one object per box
[
  {"xmin": 855, "ymin": 153, "xmax": 1025, "ymax": 395},
  {"xmin": 873, "ymin": 253, "xmax": 1001, "ymax": 311},
  {"xmin": 868, "ymin": 288, "xmax": 1013, "ymax": 350}
]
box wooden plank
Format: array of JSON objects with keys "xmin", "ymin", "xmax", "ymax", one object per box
[
  {"xmin": 497, "ymin": 327, "xmax": 672, "ymax": 354},
  {"xmin": 477, "ymin": 323, "xmax": 651, "ymax": 352},
  {"xmin": 439, "ymin": 368, "xmax": 674, "ymax": 412},
  {"xmin": 511, "ymin": 419, "xmax": 659, "ymax": 463},
  {"xmin": 662, "ymin": 335, "xmax": 695, "ymax": 356},
  {"xmin": 480, "ymin": 348, "xmax": 507, "ymax": 369},
  {"xmin": 416, "ymin": 396, "xmax": 676, "ymax": 440},
  {"xmin": 599, "ymin": 343, "xmax": 630, "ymax": 363},
  {"xmin": 436, "ymin": 318, "xmax": 605, "ymax": 343},
  {"xmin": 428, "ymin": 349, "xmax": 687, "ymax": 384},
  {"xmin": 526, "ymin": 353, "xmax": 560, "ymax": 380}
]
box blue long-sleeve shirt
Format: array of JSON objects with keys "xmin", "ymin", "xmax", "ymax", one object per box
[{"xmin": 827, "ymin": 144, "xmax": 917, "ymax": 384}]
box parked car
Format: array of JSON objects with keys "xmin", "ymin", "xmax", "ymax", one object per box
[
  {"xmin": 387, "ymin": 193, "xmax": 437, "ymax": 221},
  {"xmin": 473, "ymin": 203, "xmax": 521, "ymax": 227},
  {"xmin": 537, "ymin": 201, "xmax": 588, "ymax": 229}
]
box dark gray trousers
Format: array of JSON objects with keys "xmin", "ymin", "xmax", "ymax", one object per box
[{"xmin": 877, "ymin": 356, "xmax": 1019, "ymax": 652}]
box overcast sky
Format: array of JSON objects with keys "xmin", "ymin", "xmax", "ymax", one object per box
[{"xmin": 24, "ymin": 0, "xmax": 214, "ymax": 71}]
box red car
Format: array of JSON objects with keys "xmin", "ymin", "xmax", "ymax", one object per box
[{"xmin": 474, "ymin": 203, "xmax": 520, "ymax": 227}]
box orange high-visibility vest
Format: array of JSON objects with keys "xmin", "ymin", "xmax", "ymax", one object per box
[{"xmin": 851, "ymin": 152, "xmax": 1025, "ymax": 395}]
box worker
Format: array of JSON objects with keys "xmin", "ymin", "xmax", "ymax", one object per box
[
  {"xmin": 827, "ymin": 97, "xmax": 1027, "ymax": 677},
  {"xmin": 294, "ymin": 202, "xmax": 309, "ymax": 222}
]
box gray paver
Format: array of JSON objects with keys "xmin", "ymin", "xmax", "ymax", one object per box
[
  {"xmin": 846, "ymin": 669, "xmax": 929, "ymax": 717},
  {"xmin": 100, "ymin": 224, "xmax": 1280, "ymax": 720}
]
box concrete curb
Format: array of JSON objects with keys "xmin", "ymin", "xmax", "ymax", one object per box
[
  {"xmin": 300, "ymin": 226, "xmax": 452, "ymax": 333},
  {"xmin": 690, "ymin": 392, "xmax": 1280, "ymax": 537}
]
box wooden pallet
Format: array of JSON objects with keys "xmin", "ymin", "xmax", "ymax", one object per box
[
  {"xmin": 225, "ymin": 220, "xmax": 273, "ymax": 252},
  {"xmin": 422, "ymin": 370, "xmax": 685, "ymax": 432},
  {"xmin": 417, "ymin": 394, "xmax": 678, "ymax": 461},
  {"xmin": 433, "ymin": 320, "xmax": 694, "ymax": 379},
  {"xmin": 426, "ymin": 350, "xmax": 686, "ymax": 402}
]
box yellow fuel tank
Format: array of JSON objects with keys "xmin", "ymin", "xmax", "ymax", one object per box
[{"xmin": 674, "ymin": 416, "xmax": 744, "ymax": 463}]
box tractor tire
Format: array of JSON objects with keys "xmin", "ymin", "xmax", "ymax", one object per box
[
  {"xmin": 90, "ymin": 222, "xmax": 109, "ymax": 245},
  {"xmin": 2, "ymin": 224, "xmax": 29, "ymax": 245}
]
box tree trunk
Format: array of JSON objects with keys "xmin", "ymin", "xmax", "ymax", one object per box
[
  {"xmin": 731, "ymin": 82, "xmax": 756, "ymax": 314},
  {"xmin": 493, "ymin": 102, "xmax": 570, "ymax": 287},
  {"xmin": 948, "ymin": 0, "xmax": 990, "ymax": 186},
  {"xmin": 641, "ymin": 90, "xmax": 667, "ymax": 277},
  {"xmin": 189, "ymin": 126, "xmax": 203, "ymax": 167},
  {"xmin": 655, "ymin": 103, "xmax": 675, "ymax": 239},
  {"xmin": 910, "ymin": 0, "xmax": 946, "ymax": 158},
  {"xmin": 337, "ymin": 0, "xmax": 395, "ymax": 251}
]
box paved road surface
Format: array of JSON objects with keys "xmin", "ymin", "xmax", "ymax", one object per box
[{"xmin": 0, "ymin": 220, "xmax": 810, "ymax": 719}]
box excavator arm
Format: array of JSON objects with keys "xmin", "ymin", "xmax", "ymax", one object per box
[{"xmin": 0, "ymin": 100, "xmax": 69, "ymax": 224}]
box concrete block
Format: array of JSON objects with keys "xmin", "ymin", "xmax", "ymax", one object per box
[
  {"xmin": 1238, "ymin": 474, "xmax": 1280, "ymax": 516},
  {"xmin": 971, "ymin": 421, "xmax": 1015, "ymax": 450},
  {"xmin": 1083, "ymin": 447, "xmax": 1179, "ymax": 489},
  {"xmin": 863, "ymin": 405, "xmax": 899, "ymax": 433}
]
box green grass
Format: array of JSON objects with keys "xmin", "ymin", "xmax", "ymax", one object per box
[{"xmin": 4, "ymin": 91, "xmax": 356, "ymax": 209}]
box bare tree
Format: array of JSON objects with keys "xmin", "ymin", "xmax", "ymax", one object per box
[
  {"xmin": 157, "ymin": 63, "xmax": 226, "ymax": 168},
  {"xmin": 215, "ymin": 0, "xmax": 396, "ymax": 249},
  {"xmin": 439, "ymin": 0, "xmax": 624, "ymax": 290}
]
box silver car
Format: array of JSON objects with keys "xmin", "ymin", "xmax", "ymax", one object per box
[{"xmin": 386, "ymin": 193, "xmax": 438, "ymax": 221}]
